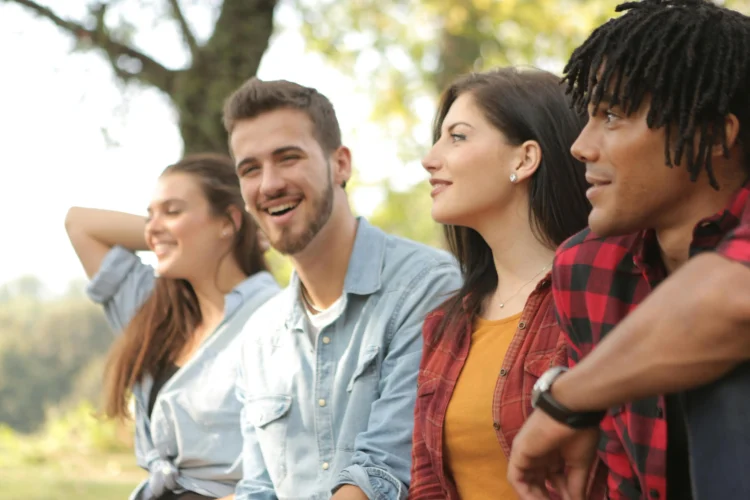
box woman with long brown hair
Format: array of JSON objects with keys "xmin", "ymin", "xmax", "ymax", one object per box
[
  {"xmin": 410, "ymin": 68, "xmax": 605, "ymax": 499},
  {"xmin": 65, "ymin": 153, "xmax": 279, "ymax": 500}
]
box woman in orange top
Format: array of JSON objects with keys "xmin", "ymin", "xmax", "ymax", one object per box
[{"xmin": 410, "ymin": 67, "xmax": 604, "ymax": 499}]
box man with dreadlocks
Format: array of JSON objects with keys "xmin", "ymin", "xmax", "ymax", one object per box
[{"xmin": 506, "ymin": 1, "xmax": 750, "ymax": 499}]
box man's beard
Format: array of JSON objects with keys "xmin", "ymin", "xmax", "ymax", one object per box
[{"xmin": 272, "ymin": 175, "xmax": 334, "ymax": 255}]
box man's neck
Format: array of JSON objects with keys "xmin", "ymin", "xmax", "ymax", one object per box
[
  {"xmin": 657, "ymin": 175, "xmax": 745, "ymax": 273},
  {"xmin": 292, "ymin": 203, "xmax": 358, "ymax": 310}
]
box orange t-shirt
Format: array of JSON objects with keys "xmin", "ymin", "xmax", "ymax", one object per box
[{"xmin": 443, "ymin": 313, "xmax": 521, "ymax": 499}]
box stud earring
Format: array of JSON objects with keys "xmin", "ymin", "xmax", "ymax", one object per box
[
  {"xmin": 510, "ymin": 173, "xmax": 518, "ymax": 183},
  {"xmin": 222, "ymin": 229, "xmax": 231, "ymax": 237}
]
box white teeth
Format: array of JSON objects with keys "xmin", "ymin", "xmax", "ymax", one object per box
[
  {"xmin": 267, "ymin": 202, "xmax": 299, "ymax": 215},
  {"xmin": 154, "ymin": 243, "xmax": 174, "ymax": 255}
]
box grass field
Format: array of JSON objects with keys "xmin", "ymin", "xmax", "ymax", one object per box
[
  {"xmin": 0, "ymin": 450, "xmax": 145, "ymax": 500},
  {"xmin": 0, "ymin": 403, "xmax": 146, "ymax": 499}
]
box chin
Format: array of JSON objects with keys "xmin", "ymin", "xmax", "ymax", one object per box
[
  {"xmin": 588, "ymin": 210, "xmax": 637, "ymax": 238},
  {"xmin": 155, "ymin": 259, "xmax": 186, "ymax": 280},
  {"xmin": 431, "ymin": 207, "xmax": 459, "ymax": 226}
]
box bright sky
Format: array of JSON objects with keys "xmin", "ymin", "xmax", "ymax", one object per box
[{"xmin": 0, "ymin": 0, "xmax": 431, "ymax": 295}]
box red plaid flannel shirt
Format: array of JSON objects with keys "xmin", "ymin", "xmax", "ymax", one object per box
[
  {"xmin": 410, "ymin": 276, "xmax": 607, "ymax": 499},
  {"xmin": 552, "ymin": 183, "xmax": 750, "ymax": 500}
]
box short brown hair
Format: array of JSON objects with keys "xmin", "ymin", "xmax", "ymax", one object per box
[{"xmin": 223, "ymin": 78, "xmax": 342, "ymax": 155}]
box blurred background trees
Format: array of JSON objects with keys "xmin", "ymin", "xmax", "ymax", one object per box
[{"xmin": 2, "ymin": 0, "xmax": 748, "ymax": 496}]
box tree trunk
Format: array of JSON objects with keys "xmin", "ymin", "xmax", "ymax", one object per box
[{"xmin": 172, "ymin": 0, "xmax": 278, "ymax": 153}]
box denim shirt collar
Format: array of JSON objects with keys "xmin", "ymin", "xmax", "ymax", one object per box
[
  {"xmin": 225, "ymin": 270, "xmax": 278, "ymax": 318},
  {"xmin": 284, "ymin": 217, "xmax": 386, "ymax": 331}
]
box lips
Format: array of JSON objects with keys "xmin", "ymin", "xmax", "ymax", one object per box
[
  {"xmin": 266, "ymin": 201, "xmax": 300, "ymax": 216},
  {"xmin": 584, "ymin": 173, "xmax": 612, "ymax": 187},
  {"xmin": 585, "ymin": 174, "xmax": 612, "ymax": 201},
  {"xmin": 260, "ymin": 196, "xmax": 302, "ymax": 217},
  {"xmin": 429, "ymin": 178, "xmax": 452, "ymax": 197},
  {"xmin": 152, "ymin": 242, "xmax": 177, "ymax": 257}
]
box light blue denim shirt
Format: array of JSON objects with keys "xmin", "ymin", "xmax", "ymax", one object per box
[
  {"xmin": 234, "ymin": 218, "xmax": 462, "ymax": 500},
  {"xmin": 86, "ymin": 246, "xmax": 280, "ymax": 500}
]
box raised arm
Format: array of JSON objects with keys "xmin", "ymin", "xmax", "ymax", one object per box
[{"xmin": 65, "ymin": 207, "xmax": 148, "ymax": 279}]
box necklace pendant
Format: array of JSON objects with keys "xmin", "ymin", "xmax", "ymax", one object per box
[{"xmin": 499, "ymin": 303, "xmax": 505, "ymax": 308}]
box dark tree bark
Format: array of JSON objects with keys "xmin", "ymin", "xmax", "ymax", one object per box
[{"xmin": 7, "ymin": 0, "xmax": 278, "ymax": 153}]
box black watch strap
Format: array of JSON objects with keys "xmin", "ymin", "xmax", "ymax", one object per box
[{"xmin": 535, "ymin": 390, "xmax": 606, "ymax": 429}]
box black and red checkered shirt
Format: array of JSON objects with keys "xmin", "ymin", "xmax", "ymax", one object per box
[{"xmin": 552, "ymin": 183, "xmax": 750, "ymax": 499}]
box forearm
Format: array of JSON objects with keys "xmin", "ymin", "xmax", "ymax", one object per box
[
  {"xmin": 66, "ymin": 207, "xmax": 148, "ymax": 251},
  {"xmin": 331, "ymin": 485, "xmax": 368, "ymax": 500},
  {"xmin": 554, "ymin": 252, "xmax": 750, "ymax": 411}
]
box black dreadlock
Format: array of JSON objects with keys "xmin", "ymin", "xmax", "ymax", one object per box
[{"xmin": 562, "ymin": 0, "xmax": 750, "ymax": 188}]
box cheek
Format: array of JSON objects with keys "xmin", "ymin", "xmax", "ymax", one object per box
[
  {"xmin": 171, "ymin": 216, "xmax": 220, "ymax": 249},
  {"xmin": 239, "ymin": 178, "xmax": 259, "ymax": 206}
]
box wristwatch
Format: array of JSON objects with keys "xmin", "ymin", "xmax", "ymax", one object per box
[{"xmin": 531, "ymin": 366, "xmax": 606, "ymax": 429}]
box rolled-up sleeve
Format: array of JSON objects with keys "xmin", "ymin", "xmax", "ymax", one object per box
[
  {"xmin": 335, "ymin": 262, "xmax": 461, "ymax": 500},
  {"xmin": 86, "ymin": 245, "xmax": 155, "ymax": 333}
]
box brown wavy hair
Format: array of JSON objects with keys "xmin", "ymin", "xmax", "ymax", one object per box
[{"xmin": 103, "ymin": 153, "xmax": 267, "ymax": 419}]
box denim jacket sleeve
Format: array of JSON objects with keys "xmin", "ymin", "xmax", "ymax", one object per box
[
  {"xmin": 334, "ymin": 262, "xmax": 461, "ymax": 500},
  {"xmin": 85, "ymin": 245, "xmax": 155, "ymax": 333},
  {"xmin": 234, "ymin": 360, "xmax": 278, "ymax": 500}
]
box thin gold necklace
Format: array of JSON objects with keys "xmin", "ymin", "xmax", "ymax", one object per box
[{"xmin": 498, "ymin": 263, "xmax": 551, "ymax": 308}]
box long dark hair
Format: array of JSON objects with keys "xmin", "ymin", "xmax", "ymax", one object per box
[
  {"xmin": 103, "ymin": 153, "xmax": 267, "ymax": 419},
  {"xmin": 436, "ymin": 67, "xmax": 591, "ymax": 334}
]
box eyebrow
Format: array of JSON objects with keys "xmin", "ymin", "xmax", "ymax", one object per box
[
  {"xmin": 146, "ymin": 198, "xmax": 184, "ymax": 213},
  {"xmin": 236, "ymin": 145, "xmax": 306, "ymax": 171},
  {"xmin": 446, "ymin": 121, "xmax": 474, "ymax": 132},
  {"xmin": 590, "ymin": 91, "xmax": 616, "ymax": 108}
]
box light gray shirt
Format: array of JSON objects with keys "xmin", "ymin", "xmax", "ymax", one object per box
[
  {"xmin": 87, "ymin": 246, "xmax": 280, "ymax": 500},
  {"xmin": 234, "ymin": 218, "xmax": 462, "ymax": 500}
]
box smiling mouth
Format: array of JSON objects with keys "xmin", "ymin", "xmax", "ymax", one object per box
[{"xmin": 265, "ymin": 201, "xmax": 300, "ymax": 217}]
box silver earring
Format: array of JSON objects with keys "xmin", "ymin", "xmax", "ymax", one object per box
[
  {"xmin": 510, "ymin": 173, "xmax": 518, "ymax": 183},
  {"xmin": 222, "ymin": 229, "xmax": 231, "ymax": 237}
]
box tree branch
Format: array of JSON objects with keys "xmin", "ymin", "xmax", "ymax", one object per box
[
  {"xmin": 167, "ymin": 0, "xmax": 200, "ymax": 61},
  {"xmin": 8, "ymin": 0, "xmax": 175, "ymax": 93}
]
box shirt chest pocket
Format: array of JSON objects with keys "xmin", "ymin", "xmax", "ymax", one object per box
[
  {"xmin": 415, "ymin": 378, "xmax": 440, "ymax": 453},
  {"xmin": 244, "ymin": 395, "xmax": 293, "ymax": 485},
  {"xmin": 346, "ymin": 345, "xmax": 380, "ymax": 393}
]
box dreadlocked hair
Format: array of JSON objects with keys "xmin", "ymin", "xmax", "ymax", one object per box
[{"xmin": 562, "ymin": 0, "xmax": 750, "ymax": 188}]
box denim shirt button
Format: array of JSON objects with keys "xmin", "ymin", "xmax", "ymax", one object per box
[
  {"xmin": 492, "ymin": 422, "xmax": 501, "ymax": 430},
  {"xmin": 322, "ymin": 462, "xmax": 330, "ymax": 470},
  {"xmin": 318, "ymin": 399, "xmax": 327, "ymax": 407},
  {"xmin": 499, "ymin": 369, "xmax": 508, "ymax": 377}
]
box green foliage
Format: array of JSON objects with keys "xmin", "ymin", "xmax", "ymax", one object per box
[
  {"xmin": 0, "ymin": 280, "xmax": 113, "ymax": 432},
  {"xmin": 296, "ymin": 0, "xmax": 621, "ymax": 159},
  {"xmin": 369, "ymin": 180, "xmax": 444, "ymax": 248},
  {"xmin": 0, "ymin": 403, "xmax": 141, "ymax": 500}
]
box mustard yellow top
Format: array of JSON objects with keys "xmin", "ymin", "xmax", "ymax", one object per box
[{"xmin": 443, "ymin": 312, "xmax": 522, "ymax": 500}]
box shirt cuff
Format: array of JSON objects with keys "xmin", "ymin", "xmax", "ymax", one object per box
[
  {"xmin": 335, "ymin": 465, "xmax": 406, "ymax": 500},
  {"xmin": 86, "ymin": 245, "xmax": 139, "ymax": 304}
]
